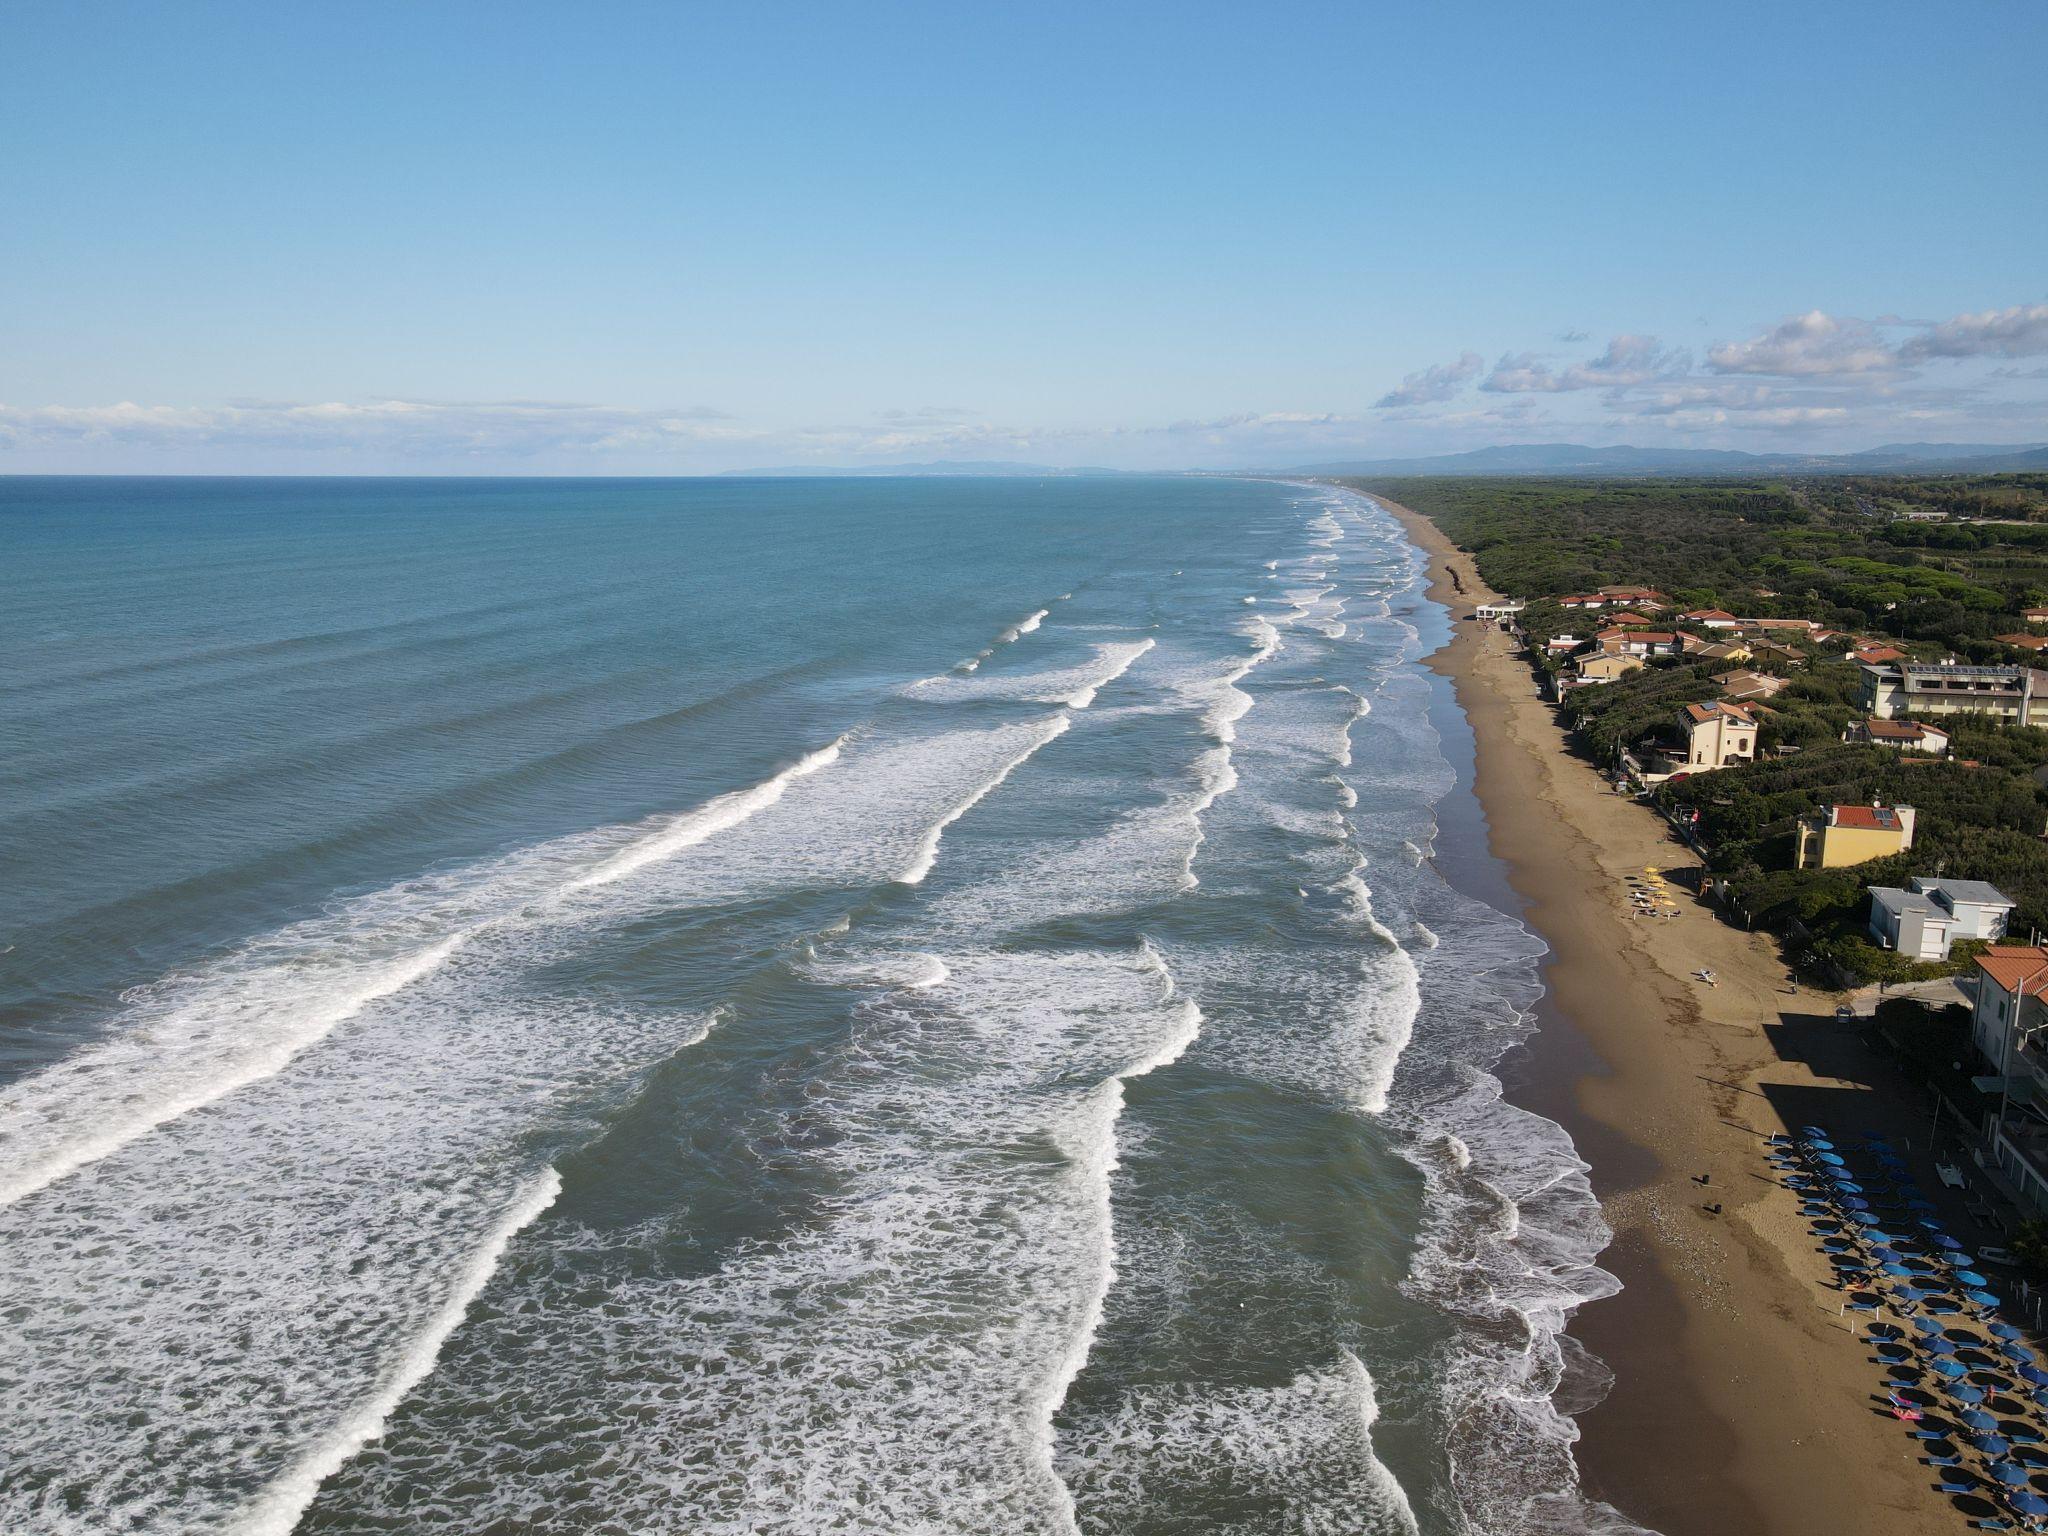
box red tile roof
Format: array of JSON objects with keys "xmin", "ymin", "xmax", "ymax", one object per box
[
  {"xmin": 1977, "ymin": 945, "xmax": 2048, "ymax": 995},
  {"xmin": 1683, "ymin": 701, "xmax": 1755, "ymax": 725},
  {"xmin": 1830, "ymin": 804, "xmax": 1903, "ymax": 831}
]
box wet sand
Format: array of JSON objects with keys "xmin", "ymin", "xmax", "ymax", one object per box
[{"xmin": 1377, "ymin": 492, "xmax": 1956, "ymax": 1535}]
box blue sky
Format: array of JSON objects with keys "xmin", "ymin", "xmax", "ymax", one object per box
[{"xmin": 3, "ymin": 0, "xmax": 2045, "ymax": 472}]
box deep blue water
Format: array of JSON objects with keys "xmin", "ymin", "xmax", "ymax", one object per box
[{"xmin": 0, "ymin": 476, "xmax": 1632, "ymax": 1535}]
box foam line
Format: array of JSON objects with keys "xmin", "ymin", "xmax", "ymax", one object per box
[
  {"xmin": 1039, "ymin": 941, "xmax": 1203, "ymax": 1533},
  {"xmin": 896, "ymin": 715, "xmax": 1070, "ymax": 884},
  {"xmin": 567, "ymin": 734, "xmax": 848, "ymax": 891},
  {"xmin": 0, "ymin": 932, "xmax": 470, "ymax": 1209},
  {"xmin": 223, "ymin": 1167, "xmax": 563, "ymax": 1536},
  {"xmin": 1064, "ymin": 637, "xmax": 1155, "ymax": 709},
  {"xmin": 0, "ymin": 738, "xmax": 850, "ymax": 1209}
]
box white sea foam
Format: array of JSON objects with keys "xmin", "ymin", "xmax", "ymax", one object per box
[
  {"xmin": 1058, "ymin": 1350, "xmax": 1420, "ymax": 1535},
  {"xmin": 224, "ymin": 1167, "xmax": 563, "ymax": 1536},
  {"xmin": 897, "ymin": 715, "xmax": 1071, "ymax": 883},
  {"xmin": 0, "ymin": 737, "xmax": 854, "ymax": 1209},
  {"xmin": 1002, "ymin": 606, "xmax": 1051, "ymax": 643},
  {"xmin": 567, "ymin": 733, "xmax": 848, "ymax": 891},
  {"xmin": 1061, "ymin": 637, "xmax": 1156, "ymax": 709},
  {"xmin": 303, "ymin": 943, "xmax": 1210, "ymax": 1534}
]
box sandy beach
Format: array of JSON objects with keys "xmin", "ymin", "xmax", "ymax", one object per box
[{"xmin": 1377, "ymin": 491, "xmax": 1972, "ymax": 1535}]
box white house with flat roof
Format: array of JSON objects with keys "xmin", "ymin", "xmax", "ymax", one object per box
[
  {"xmin": 1473, "ymin": 600, "xmax": 1525, "ymax": 621},
  {"xmin": 1868, "ymin": 876, "xmax": 2015, "ymax": 961}
]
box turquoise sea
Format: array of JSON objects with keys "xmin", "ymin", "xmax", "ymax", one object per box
[{"xmin": 0, "ymin": 476, "xmax": 1639, "ymax": 1534}]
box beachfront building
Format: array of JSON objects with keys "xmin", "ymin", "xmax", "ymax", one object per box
[
  {"xmin": 1794, "ymin": 803, "xmax": 1916, "ymax": 869},
  {"xmin": 1867, "ymin": 877, "xmax": 2014, "ymax": 961},
  {"xmin": 1697, "ymin": 639, "xmax": 1755, "ymax": 664},
  {"xmin": 1713, "ymin": 669, "xmax": 1788, "ymax": 702},
  {"xmin": 1677, "ymin": 700, "xmax": 1757, "ymax": 771},
  {"xmin": 1473, "ymin": 600, "xmax": 1525, "ymax": 622},
  {"xmin": 1847, "ymin": 717, "xmax": 1950, "ymax": 755},
  {"xmin": 1860, "ymin": 659, "xmax": 2048, "ymax": 727},
  {"xmin": 1681, "ymin": 607, "xmax": 1743, "ymax": 630},
  {"xmin": 1595, "ymin": 628, "xmax": 1686, "ymax": 659},
  {"xmin": 1969, "ymin": 946, "xmax": 2048, "ymax": 1214},
  {"xmin": 1594, "ymin": 586, "xmax": 1671, "ymax": 609},
  {"xmin": 1572, "ymin": 651, "xmax": 1642, "ymax": 683}
]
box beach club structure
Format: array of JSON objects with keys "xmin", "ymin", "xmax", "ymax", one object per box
[
  {"xmin": 1860, "ymin": 659, "xmax": 2048, "ymax": 729},
  {"xmin": 1770, "ymin": 1125, "xmax": 2048, "ymax": 1528},
  {"xmin": 1867, "ymin": 878, "xmax": 2015, "ymax": 962},
  {"xmin": 1471, "ymin": 599, "xmax": 1525, "ymax": 623},
  {"xmin": 1971, "ymin": 946, "xmax": 2048, "ymax": 1218},
  {"xmin": 1796, "ymin": 802, "xmax": 1917, "ymax": 870}
]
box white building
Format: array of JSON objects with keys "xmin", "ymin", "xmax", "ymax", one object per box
[
  {"xmin": 1867, "ymin": 877, "xmax": 2014, "ymax": 961},
  {"xmin": 1970, "ymin": 946, "xmax": 2048, "ymax": 1214}
]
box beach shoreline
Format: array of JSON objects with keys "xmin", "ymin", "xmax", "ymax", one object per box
[{"xmin": 1373, "ymin": 490, "xmax": 1956, "ymax": 1535}]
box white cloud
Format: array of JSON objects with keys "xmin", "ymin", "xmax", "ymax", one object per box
[
  {"xmin": 1374, "ymin": 351, "xmax": 1483, "ymax": 408},
  {"xmin": 1706, "ymin": 310, "xmax": 1896, "ymax": 376},
  {"xmin": 1481, "ymin": 334, "xmax": 1688, "ymax": 393},
  {"xmin": 1901, "ymin": 303, "xmax": 2048, "ymax": 361}
]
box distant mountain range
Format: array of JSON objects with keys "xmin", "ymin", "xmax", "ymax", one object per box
[
  {"xmin": 726, "ymin": 442, "xmax": 2048, "ymax": 479},
  {"xmin": 1282, "ymin": 441, "xmax": 2048, "ymax": 477}
]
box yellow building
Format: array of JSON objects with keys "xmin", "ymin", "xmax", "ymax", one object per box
[
  {"xmin": 1795, "ymin": 803, "xmax": 1917, "ymax": 869},
  {"xmin": 1678, "ymin": 700, "xmax": 1757, "ymax": 771},
  {"xmin": 1574, "ymin": 651, "xmax": 1644, "ymax": 682}
]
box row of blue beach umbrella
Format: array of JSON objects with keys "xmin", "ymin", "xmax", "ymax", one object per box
[{"xmin": 1773, "ymin": 1127, "xmax": 2048, "ymax": 1529}]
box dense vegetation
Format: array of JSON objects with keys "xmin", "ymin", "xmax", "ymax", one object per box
[
  {"xmin": 1347, "ymin": 474, "xmax": 2048, "ymax": 983},
  {"xmin": 1363, "ymin": 476, "xmax": 2048, "ymax": 662}
]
